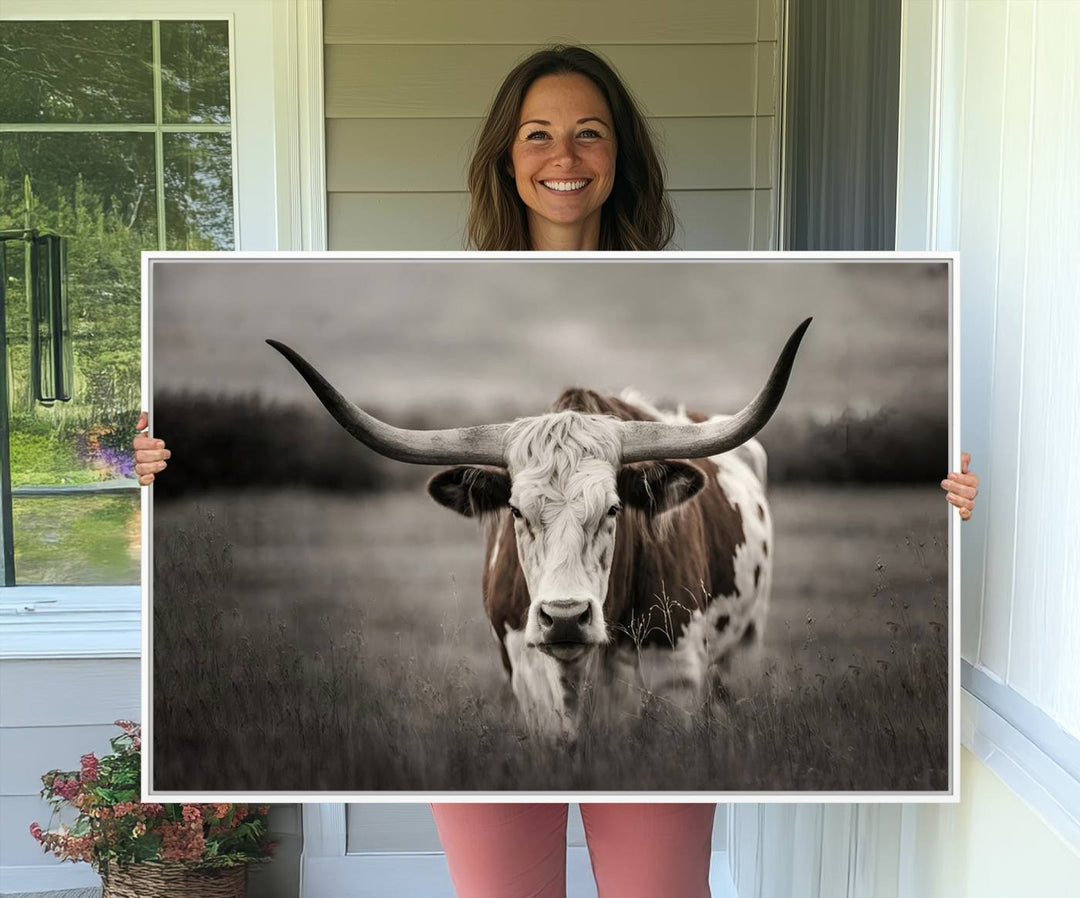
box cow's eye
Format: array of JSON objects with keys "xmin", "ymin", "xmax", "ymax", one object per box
[
  {"xmin": 509, "ymin": 505, "xmax": 522, "ymax": 519},
  {"xmin": 607, "ymin": 504, "xmax": 621, "ymax": 517}
]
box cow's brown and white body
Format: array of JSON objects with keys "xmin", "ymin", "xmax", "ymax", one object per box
[
  {"xmin": 266, "ymin": 317, "xmax": 808, "ymax": 738},
  {"xmin": 481, "ymin": 389, "xmax": 773, "ymax": 733}
]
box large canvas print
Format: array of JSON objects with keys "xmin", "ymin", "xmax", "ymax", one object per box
[{"xmin": 146, "ymin": 255, "xmax": 955, "ymax": 797}]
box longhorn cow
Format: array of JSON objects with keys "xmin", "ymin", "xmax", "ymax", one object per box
[{"xmin": 268, "ymin": 318, "xmax": 810, "ymax": 736}]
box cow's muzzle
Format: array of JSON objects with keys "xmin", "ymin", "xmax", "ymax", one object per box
[{"xmin": 536, "ymin": 600, "xmax": 599, "ymax": 660}]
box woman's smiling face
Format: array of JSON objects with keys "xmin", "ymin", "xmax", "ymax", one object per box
[{"xmin": 509, "ymin": 73, "xmax": 617, "ymax": 247}]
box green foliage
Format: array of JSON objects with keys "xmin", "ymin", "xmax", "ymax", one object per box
[
  {"xmin": 1, "ymin": 20, "xmax": 233, "ymax": 508},
  {"xmin": 30, "ymin": 722, "xmax": 274, "ymax": 874},
  {"xmin": 8, "ymin": 429, "xmax": 89, "ymax": 484},
  {"xmin": 13, "ymin": 493, "xmax": 139, "ymax": 586}
]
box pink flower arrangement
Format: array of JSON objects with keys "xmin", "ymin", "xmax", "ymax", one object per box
[
  {"xmin": 30, "ymin": 722, "xmax": 274, "ymax": 875},
  {"xmin": 80, "ymin": 753, "xmax": 99, "ymax": 782}
]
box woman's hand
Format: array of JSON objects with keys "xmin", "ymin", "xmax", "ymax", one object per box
[
  {"xmin": 133, "ymin": 411, "xmax": 170, "ymax": 486},
  {"xmin": 941, "ymin": 451, "xmax": 979, "ymax": 521}
]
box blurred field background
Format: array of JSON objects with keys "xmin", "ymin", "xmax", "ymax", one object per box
[
  {"xmin": 153, "ymin": 485, "xmax": 947, "ymax": 792},
  {"xmin": 151, "ymin": 258, "xmax": 950, "ymax": 793}
]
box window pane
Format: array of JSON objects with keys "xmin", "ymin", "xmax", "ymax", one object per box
[
  {"xmin": 0, "ymin": 132, "xmax": 158, "ymax": 246},
  {"xmin": 0, "ymin": 18, "xmax": 235, "ymax": 586},
  {"xmin": 160, "ymin": 20, "xmax": 232, "ymax": 124},
  {"xmin": 12, "ymin": 494, "xmax": 140, "ymax": 585},
  {"xmin": 1, "ymin": 132, "xmax": 154, "ymax": 450},
  {"xmin": 0, "ymin": 21, "xmax": 154, "ymax": 124},
  {"xmin": 2, "ymin": 132, "xmax": 150, "ymax": 586},
  {"xmin": 163, "ymin": 133, "xmax": 235, "ymax": 249}
]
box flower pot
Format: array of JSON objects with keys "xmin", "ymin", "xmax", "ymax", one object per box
[{"xmin": 100, "ymin": 862, "xmax": 247, "ymax": 898}]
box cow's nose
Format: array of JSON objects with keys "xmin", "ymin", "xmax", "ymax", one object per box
[{"xmin": 537, "ymin": 600, "xmax": 592, "ymax": 642}]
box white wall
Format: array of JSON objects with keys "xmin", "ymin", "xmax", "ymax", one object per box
[
  {"xmin": 728, "ymin": 750, "xmax": 1080, "ymax": 898},
  {"xmin": 901, "ymin": 0, "xmax": 1080, "ymax": 733},
  {"xmin": 729, "ymin": 1, "xmax": 1080, "ymax": 894},
  {"xmin": 902, "ymin": 750, "xmax": 1080, "ymax": 897},
  {"xmin": 0, "ymin": 659, "xmax": 139, "ymax": 894},
  {"xmin": 897, "ymin": 0, "xmax": 1080, "ymax": 864}
]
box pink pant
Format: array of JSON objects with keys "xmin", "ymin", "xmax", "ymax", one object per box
[{"xmin": 431, "ymin": 803, "xmax": 716, "ymax": 898}]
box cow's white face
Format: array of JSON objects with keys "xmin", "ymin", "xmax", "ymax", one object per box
[
  {"xmin": 503, "ymin": 413, "xmax": 623, "ymax": 656},
  {"xmin": 426, "ymin": 410, "xmax": 717, "ymax": 736},
  {"xmin": 508, "ymin": 456, "xmax": 620, "ymax": 655},
  {"xmin": 429, "ymin": 412, "xmax": 707, "ymax": 655}
]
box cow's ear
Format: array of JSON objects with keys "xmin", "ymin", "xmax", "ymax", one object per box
[
  {"xmin": 427, "ymin": 466, "xmax": 512, "ymax": 518},
  {"xmin": 618, "ymin": 461, "xmax": 706, "ymax": 517}
]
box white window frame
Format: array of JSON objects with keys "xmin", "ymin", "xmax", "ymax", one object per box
[{"xmin": 0, "ymin": 0, "xmax": 326, "ymax": 660}]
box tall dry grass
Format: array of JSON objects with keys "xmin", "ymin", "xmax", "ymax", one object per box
[{"xmin": 153, "ymin": 508, "xmax": 947, "ymax": 793}]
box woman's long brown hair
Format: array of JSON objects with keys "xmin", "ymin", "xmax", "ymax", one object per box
[{"xmin": 466, "ymin": 46, "xmax": 676, "ymax": 251}]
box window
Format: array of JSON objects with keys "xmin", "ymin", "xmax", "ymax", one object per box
[
  {"xmin": 0, "ymin": 18, "xmax": 234, "ymax": 585},
  {"xmin": 0, "ymin": 0, "xmax": 320, "ymax": 659}
]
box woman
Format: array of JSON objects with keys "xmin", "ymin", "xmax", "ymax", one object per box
[{"xmin": 134, "ymin": 45, "xmax": 978, "ymax": 898}]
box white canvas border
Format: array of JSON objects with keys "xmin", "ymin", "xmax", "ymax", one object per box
[{"xmin": 140, "ymin": 249, "xmax": 961, "ymax": 803}]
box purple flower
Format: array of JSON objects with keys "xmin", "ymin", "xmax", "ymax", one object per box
[{"xmin": 96, "ymin": 446, "xmax": 136, "ymax": 479}]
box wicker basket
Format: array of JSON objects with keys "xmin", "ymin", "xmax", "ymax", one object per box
[{"xmin": 100, "ymin": 862, "xmax": 247, "ymax": 898}]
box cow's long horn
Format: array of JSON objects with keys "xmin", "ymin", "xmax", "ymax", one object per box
[
  {"xmin": 266, "ymin": 340, "xmax": 508, "ymax": 465},
  {"xmin": 618, "ymin": 317, "xmax": 812, "ymax": 463}
]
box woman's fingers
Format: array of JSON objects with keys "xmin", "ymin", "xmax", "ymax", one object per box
[
  {"xmin": 134, "ymin": 412, "xmax": 170, "ymax": 486},
  {"xmin": 945, "ymin": 491, "xmax": 975, "ymax": 511},
  {"xmin": 941, "ymin": 477, "xmax": 978, "ymax": 499},
  {"xmin": 943, "ymin": 453, "xmax": 978, "ymax": 521},
  {"xmin": 133, "ymin": 434, "xmax": 167, "ymax": 451}
]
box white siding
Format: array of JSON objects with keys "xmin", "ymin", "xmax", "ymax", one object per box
[
  {"xmin": 726, "ymin": 3, "xmax": 1080, "ymax": 895},
  {"xmin": 324, "ymin": 0, "xmax": 782, "ymax": 250},
  {"xmin": 0, "ymin": 659, "xmax": 139, "ymax": 871},
  {"xmin": 898, "ymin": 0, "xmax": 1080, "ymax": 736},
  {"xmin": 0, "ymin": 659, "xmax": 298, "ymax": 897}
]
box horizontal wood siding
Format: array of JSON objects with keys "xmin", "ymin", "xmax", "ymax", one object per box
[
  {"xmin": 326, "ymin": 44, "xmax": 761, "ymax": 118},
  {"xmin": 0, "ymin": 724, "xmax": 125, "ymax": 796},
  {"xmin": 325, "ymin": 0, "xmax": 760, "ymax": 45},
  {"xmin": 328, "ymin": 191, "xmax": 467, "ymax": 249},
  {"xmin": 328, "ymin": 188, "xmax": 759, "ymax": 250},
  {"xmin": 326, "ymin": 118, "xmax": 480, "ymax": 192},
  {"xmin": 326, "ymin": 117, "xmax": 772, "ymax": 192},
  {"xmin": 1, "ymin": 795, "xmax": 76, "ymax": 869},
  {"xmin": 0, "ymin": 660, "xmax": 139, "ymax": 728},
  {"xmin": 325, "ymin": 0, "xmax": 780, "ymax": 251},
  {"xmin": 670, "ymin": 189, "xmax": 756, "ymax": 249},
  {"xmin": 0, "ymin": 658, "xmax": 138, "ymax": 868}
]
